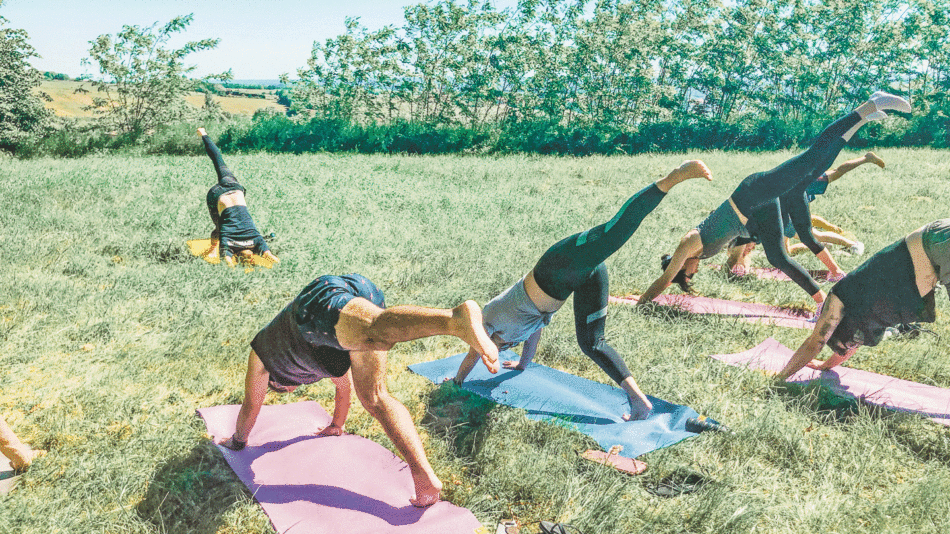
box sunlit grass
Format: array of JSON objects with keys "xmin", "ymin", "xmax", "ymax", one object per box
[{"xmin": 0, "ymin": 148, "xmax": 948, "ymax": 533}]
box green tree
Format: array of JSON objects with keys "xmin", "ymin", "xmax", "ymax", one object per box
[
  {"xmin": 0, "ymin": 16, "xmax": 51, "ymax": 153},
  {"xmin": 83, "ymin": 14, "xmax": 230, "ymax": 133}
]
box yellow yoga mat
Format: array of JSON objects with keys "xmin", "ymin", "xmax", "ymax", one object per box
[{"xmin": 187, "ymin": 239, "xmax": 276, "ymax": 269}]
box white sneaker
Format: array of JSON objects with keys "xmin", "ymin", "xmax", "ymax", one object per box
[
  {"xmin": 870, "ymin": 91, "xmax": 912, "ymax": 113},
  {"xmin": 848, "ymin": 242, "xmax": 865, "ymax": 256}
]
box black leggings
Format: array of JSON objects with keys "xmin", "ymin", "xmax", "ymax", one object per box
[
  {"xmin": 533, "ymin": 183, "xmax": 667, "ymax": 384},
  {"xmin": 203, "ymin": 135, "xmax": 244, "ymax": 229},
  {"xmin": 747, "ymin": 199, "xmax": 821, "ymax": 295},
  {"xmin": 730, "ymin": 111, "xmax": 862, "ymax": 216}
]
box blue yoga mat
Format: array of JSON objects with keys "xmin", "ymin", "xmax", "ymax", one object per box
[{"xmin": 409, "ymin": 352, "xmax": 701, "ymax": 459}]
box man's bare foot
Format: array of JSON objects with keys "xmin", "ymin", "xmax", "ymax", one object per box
[
  {"xmin": 409, "ymin": 476, "xmax": 443, "ymax": 508},
  {"xmin": 8, "ymin": 447, "xmax": 45, "ymax": 471},
  {"xmin": 658, "ymin": 160, "xmax": 713, "ymax": 191},
  {"xmin": 865, "ymin": 151, "xmax": 885, "ymax": 169},
  {"xmin": 621, "ymin": 395, "xmax": 653, "ymax": 421},
  {"xmin": 452, "ymin": 301, "xmax": 499, "ymax": 372},
  {"xmin": 315, "ymin": 424, "xmax": 344, "ymax": 437},
  {"xmin": 501, "ymin": 360, "xmax": 526, "ymax": 371}
]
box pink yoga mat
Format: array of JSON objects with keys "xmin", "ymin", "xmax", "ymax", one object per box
[
  {"xmin": 610, "ymin": 294, "xmax": 814, "ymax": 329},
  {"xmin": 709, "ymin": 264, "xmax": 832, "ymax": 282},
  {"xmin": 198, "ymin": 402, "xmax": 485, "ymax": 534},
  {"xmin": 711, "ymin": 337, "xmax": 950, "ymax": 426}
]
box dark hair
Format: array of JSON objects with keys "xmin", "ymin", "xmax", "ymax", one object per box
[{"xmin": 660, "ymin": 254, "xmax": 694, "ymax": 293}]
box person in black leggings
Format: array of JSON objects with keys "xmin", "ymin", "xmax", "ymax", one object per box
[
  {"xmin": 198, "ymin": 127, "xmax": 279, "ymax": 267},
  {"xmin": 638, "ymin": 92, "xmax": 911, "ymax": 308},
  {"xmin": 453, "ymin": 160, "xmax": 713, "ymax": 421}
]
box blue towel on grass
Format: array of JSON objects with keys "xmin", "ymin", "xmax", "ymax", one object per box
[{"xmin": 409, "ymin": 351, "xmax": 701, "ymax": 459}]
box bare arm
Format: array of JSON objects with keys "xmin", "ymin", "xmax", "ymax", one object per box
[
  {"xmin": 453, "ymin": 347, "xmax": 482, "ymax": 383},
  {"xmin": 503, "ymin": 328, "xmax": 542, "ymax": 370},
  {"xmin": 638, "ymin": 231, "xmax": 702, "ymax": 304},
  {"xmin": 219, "ymin": 350, "xmax": 270, "ymax": 449},
  {"xmin": 810, "ymin": 215, "xmax": 842, "ymax": 233},
  {"xmin": 776, "ymin": 294, "xmax": 845, "ymax": 380},
  {"xmin": 317, "ymin": 372, "xmax": 353, "ymax": 436}
]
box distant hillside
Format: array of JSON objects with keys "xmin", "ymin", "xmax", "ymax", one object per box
[{"xmin": 35, "ymin": 80, "xmax": 286, "ymax": 119}]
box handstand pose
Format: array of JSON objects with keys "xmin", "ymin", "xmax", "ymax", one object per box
[
  {"xmin": 1, "ymin": 417, "xmax": 44, "ymax": 471},
  {"xmin": 638, "ymin": 94, "xmax": 910, "ymax": 307},
  {"xmin": 218, "ymin": 273, "xmax": 498, "ymax": 508},
  {"xmin": 727, "ymin": 152, "xmax": 885, "ymax": 271},
  {"xmin": 198, "ymin": 127, "xmax": 279, "ymax": 267},
  {"xmin": 452, "ymin": 161, "xmax": 713, "ymax": 421},
  {"xmin": 775, "ymin": 219, "xmax": 948, "ymax": 380}
]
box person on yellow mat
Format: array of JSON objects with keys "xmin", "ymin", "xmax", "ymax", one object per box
[
  {"xmin": 775, "ymin": 219, "xmax": 949, "ymax": 380},
  {"xmin": 198, "ymin": 127, "xmax": 279, "ymax": 267},
  {"xmin": 1, "ymin": 417, "xmax": 45, "ymax": 471},
  {"xmin": 218, "ymin": 273, "xmax": 498, "ymax": 508}
]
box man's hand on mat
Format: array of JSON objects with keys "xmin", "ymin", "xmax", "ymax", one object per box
[
  {"xmin": 315, "ymin": 424, "xmax": 344, "ymax": 437},
  {"xmin": 409, "ymin": 480, "xmax": 443, "ymax": 508},
  {"xmin": 502, "ymin": 360, "xmax": 526, "ymax": 371}
]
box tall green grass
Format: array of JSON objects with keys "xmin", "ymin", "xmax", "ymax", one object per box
[{"xmin": 0, "ymin": 148, "xmax": 948, "ymax": 533}]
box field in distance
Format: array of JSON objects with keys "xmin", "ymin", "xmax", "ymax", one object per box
[{"xmin": 35, "ymin": 80, "xmax": 286, "ymax": 119}]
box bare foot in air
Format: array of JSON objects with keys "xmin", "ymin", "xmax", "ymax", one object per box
[
  {"xmin": 865, "ymin": 151, "xmax": 885, "ymax": 169},
  {"xmin": 657, "ymin": 160, "xmax": 713, "ymax": 191},
  {"xmin": 501, "ymin": 360, "xmax": 526, "ymax": 371},
  {"xmin": 452, "ymin": 301, "xmax": 499, "ymax": 373},
  {"xmin": 621, "ymin": 395, "xmax": 653, "ymax": 421},
  {"xmin": 409, "ymin": 474, "xmax": 443, "ymax": 508},
  {"xmin": 197, "ymin": 127, "xmax": 207, "ymax": 137}
]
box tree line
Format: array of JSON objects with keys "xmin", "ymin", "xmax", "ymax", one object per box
[{"xmin": 2, "ymin": 0, "xmax": 949, "ymax": 157}]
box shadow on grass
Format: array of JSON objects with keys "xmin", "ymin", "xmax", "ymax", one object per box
[
  {"xmin": 136, "ymin": 441, "xmax": 252, "ymax": 534},
  {"xmin": 420, "ymin": 382, "xmax": 499, "ymax": 459}
]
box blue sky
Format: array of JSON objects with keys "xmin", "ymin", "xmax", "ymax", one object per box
[{"xmin": 1, "ymin": 0, "xmax": 518, "ymax": 80}]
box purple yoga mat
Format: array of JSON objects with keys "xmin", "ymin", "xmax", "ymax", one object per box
[
  {"xmin": 709, "ymin": 264, "xmax": 832, "ymax": 282},
  {"xmin": 197, "ymin": 402, "xmax": 485, "ymax": 534},
  {"xmin": 610, "ymin": 294, "xmax": 814, "ymax": 329},
  {"xmin": 711, "ymin": 337, "xmax": 950, "ymax": 426}
]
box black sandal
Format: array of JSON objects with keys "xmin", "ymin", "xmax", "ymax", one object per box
[{"xmin": 539, "ymin": 521, "xmax": 584, "ymax": 534}]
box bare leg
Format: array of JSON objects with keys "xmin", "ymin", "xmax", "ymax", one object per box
[
  {"xmin": 824, "ymin": 151, "xmax": 886, "ymax": 183},
  {"xmin": 339, "ymin": 298, "xmax": 498, "ymax": 363},
  {"xmin": 349, "ymin": 350, "xmax": 442, "ymax": 507},
  {"xmin": 0, "ymin": 418, "xmax": 45, "ymax": 471}
]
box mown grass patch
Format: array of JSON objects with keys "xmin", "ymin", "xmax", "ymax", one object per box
[{"xmin": 0, "ymin": 148, "xmax": 948, "ymax": 533}]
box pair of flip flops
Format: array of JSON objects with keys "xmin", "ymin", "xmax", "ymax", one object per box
[{"xmin": 539, "ymin": 521, "xmax": 583, "ymax": 534}]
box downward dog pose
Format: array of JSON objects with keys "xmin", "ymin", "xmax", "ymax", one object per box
[
  {"xmin": 1, "ymin": 417, "xmax": 44, "ymax": 471},
  {"xmin": 219, "ymin": 273, "xmax": 498, "ymax": 507},
  {"xmin": 638, "ymin": 94, "xmax": 910, "ymax": 307},
  {"xmin": 453, "ymin": 161, "xmax": 713, "ymax": 420},
  {"xmin": 727, "ymin": 152, "xmax": 884, "ymax": 271},
  {"xmin": 776, "ymin": 219, "xmax": 948, "ymax": 380},
  {"xmin": 198, "ymin": 127, "xmax": 279, "ymax": 267}
]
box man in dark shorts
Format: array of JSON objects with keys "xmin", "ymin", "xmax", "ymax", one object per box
[
  {"xmin": 775, "ymin": 219, "xmax": 949, "ymax": 380},
  {"xmin": 218, "ymin": 273, "xmax": 498, "ymax": 508}
]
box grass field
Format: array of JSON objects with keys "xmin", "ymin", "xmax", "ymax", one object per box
[
  {"xmin": 1, "ymin": 145, "xmax": 949, "ymax": 533},
  {"xmin": 35, "ymin": 80, "xmax": 284, "ymax": 119}
]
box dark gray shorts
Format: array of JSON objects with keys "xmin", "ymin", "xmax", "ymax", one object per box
[{"xmin": 696, "ymin": 200, "xmax": 750, "ymax": 259}]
